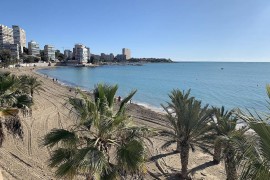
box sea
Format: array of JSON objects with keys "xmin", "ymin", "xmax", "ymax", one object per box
[{"xmin": 38, "ymin": 62, "xmax": 270, "ymax": 113}]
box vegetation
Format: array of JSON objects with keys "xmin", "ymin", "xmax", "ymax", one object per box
[
  {"xmin": 128, "ymin": 58, "xmax": 173, "ymax": 63},
  {"xmin": 160, "ymin": 89, "xmax": 213, "ymax": 179},
  {"xmin": 20, "ymin": 75, "xmax": 44, "ymax": 97},
  {"xmin": 55, "ymin": 50, "xmax": 65, "ymax": 61},
  {"xmin": 22, "ymin": 55, "xmax": 40, "ymax": 63},
  {"xmin": 0, "ymin": 50, "xmax": 14, "ymax": 68},
  {"xmin": 211, "ymin": 107, "xmax": 239, "ymax": 164},
  {"xmin": 40, "ymin": 50, "xmax": 46, "ymax": 61},
  {"xmin": 42, "ymin": 84, "xmax": 154, "ymax": 179},
  {"xmin": 210, "ymin": 107, "xmax": 248, "ymax": 180},
  {"xmin": 1, "ymin": 68, "xmax": 270, "ymax": 180},
  {"xmin": 23, "ymin": 47, "xmax": 29, "ymax": 55},
  {"xmin": 235, "ymin": 86, "xmax": 270, "ymax": 179},
  {"xmin": 0, "ymin": 72, "xmax": 35, "ymax": 146}
]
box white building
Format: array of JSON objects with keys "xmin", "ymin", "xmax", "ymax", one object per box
[
  {"xmin": 12, "ymin": 25, "xmax": 26, "ymax": 53},
  {"xmin": 44, "ymin": 45, "xmax": 55, "ymax": 61},
  {"xmin": 0, "ymin": 25, "xmax": 19, "ymax": 59},
  {"xmin": 28, "ymin": 40, "xmax": 40, "ymax": 56},
  {"xmin": 0, "ymin": 24, "xmax": 14, "ymax": 49},
  {"xmin": 64, "ymin": 49, "xmax": 73, "ymax": 60},
  {"xmin": 73, "ymin": 44, "xmax": 90, "ymax": 63},
  {"xmin": 122, "ymin": 48, "xmax": 131, "ymax": 60}
]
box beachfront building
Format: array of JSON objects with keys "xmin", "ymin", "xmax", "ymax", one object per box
[
  {"xmin": 9, "ymin": 44, "xmax": 20, "ymax": 59},
  {"xmin": 0, "ymin": 43, "xmax": 20, "ymax": 60},
  {"xmin": 122, "ymin": 48, "xmax": 131, "ymax": 60},
  {"xmin": 44, "ymin": 45, "xmax": 56, "ymax": 61},
  {"xmin": 73, "ymin": 44, "xmax": 90, "ymax": 63},
  {"xmin": 91, "ymin": 54, "xmax": 100, "ymax": 61},
  {"xmin": 116, "ymin": 54, "xmax": 124, "ymax": 61},
  {"xmin": 0, "ymin": 24, "xmax": 19, "ymax": 59},
  {"xmin": 28, "ymin": 40, "xmax": 40, "ymax": 56},
  {"xmin": 12, "ymin": 25, "xmax": 26, "ymax": 53},
  {"xmin": 100, "ymin": 53, "xmax": 114, "ymax": 61},
  {"xmin": 0, "ymin": 24, "xmax": 14, "ymax": 48},
  {"xmin": 64, "ymin": 49, "xmax": 73, "ymax": 61}
]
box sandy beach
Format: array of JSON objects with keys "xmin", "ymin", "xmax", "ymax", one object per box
[{"xmin": 0, "ymin": 67, "xmax": 226, "ymax": 180}]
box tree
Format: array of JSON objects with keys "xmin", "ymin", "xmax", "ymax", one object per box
[
  {"xmin": 0, "ymin": 49, "xmax": 12, "ymax": 68},
  {"xmin": 0, "ymin": 72, "xmax": 32, "ymax": 146},
  {"xmin": 55, "ymin": 50, "xmax": 64, "ymax": 61},
  {"xmin": 20, "ymin": 75, "xmax": 44, "ymax": 97},
  {"xmin": 238, "ymin": 121, "xmax": 270, "ymax": 180},
  {"xmin": 40, "ymin": 50, "xmax": 46, "ymax": 61},
  {"xmin": 210, "ymin": 106, "xmax": 248, "ymax": 180},
  {"xmin": 211, "ymin": 106, "xmax": 238, "ymax": 164},
  {"xmin": 23, "ymin": 47, "xmax": 29, "ymax": 55},
  {"xmin": 42, "ymin": 84, "xmax": 153, "ymax": 179},
  {"xmin": 22, "ymin": 55, "xmax": 39, "ymax": 63},
  {"xmin": 161, "ymin": 89, "xmax": 213, "ymax": 179},
  {"xmin": 236, "ymin": 86, "xmax": 270, "ymax": 179}
]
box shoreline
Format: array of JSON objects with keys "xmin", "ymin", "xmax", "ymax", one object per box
[
  {"xmin": 34, "ymin": 65, "xmax": 166, "ymax": 114},
  {"xmin": 0, "ymin": 66, "xmax": 226, "ymax": 180}
]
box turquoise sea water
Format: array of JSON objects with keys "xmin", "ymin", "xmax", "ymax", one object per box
[{"xmin": 38, "ymin": 62, "xmax": 270, "ymax": 112}]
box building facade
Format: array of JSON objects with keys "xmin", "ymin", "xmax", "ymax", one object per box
[
  {"xmin": 116, "ymin": 54, "xmax": 124, "ymax": 61},
  {"xmin": 0, "ymin": 24, "xmax": 14, "ymax": 49},
  {"xmin": 100, "ymin": 53, "xmax": 114, "ymax": 61},
  {"xmin": 28, "ymin": 40, "xmax": 40, "ymax": 56},
  {"xmin": 44, "ymin": 45, "xmax": 55, "ymax": 61},
  {"xmin": 64, "ymin": 49, "xmax": 73, "ymax": 60},
  {"xmin": 0, "ymin": 24, "xmax": 20, "ymax": 59},
  {"xmin": 73, "ymin": 44, "xmax": 90, "ymax": 63},
  {"xmin": 122, "ymin": 48, "xmax": 131, "ymax": 60},
  {"xmin": 12, "ymin": 25, "xmax": 26, "ymax": 53}
]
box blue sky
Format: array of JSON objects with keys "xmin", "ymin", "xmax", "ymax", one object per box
[{"xmin": 1, "ymin": 0, "xmax": 270, "ymax": 61}]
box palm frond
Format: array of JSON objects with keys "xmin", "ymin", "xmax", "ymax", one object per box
[
  {"xmin": 42, "ymin": 129, "xmax": 77, "ymax": 148},
  {"xmin": 117, "ymin": 90, "xmax": 137, "ymax": 115},
  {"xmin": 117, "ymin": 139, "xmax": 146, "ymax": 173}
]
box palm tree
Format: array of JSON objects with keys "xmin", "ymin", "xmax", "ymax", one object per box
[
  {"xmin": 42, "ymin": 84, "xmax": 153, "ymax": 179},
  {"xmin": 0, "ymin": 72, "xmax": 31, "ymax": 146},
  {"xmin": 160, "ymin": 89, "xmax": 213, "ymax": 179},
  {"xmin": 211, "ymin": 106, "xmax": 238, "ymax": 164},
  {"xmin": 20, "ymin": 75, "xmax": 44, "ymax": 97},
  {"xmin": 210, "ymin": 106, "xmax": 250, "ymax": 180},
  {"xmin": 237, "ymin": 120, "xmax": 270, "ymax": 180},
  {"xmin": 235, "ymin": 85, "xmax": 270, "ymax": 179}
]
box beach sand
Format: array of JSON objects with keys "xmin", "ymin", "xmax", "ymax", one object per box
[{"xmin": 0, "ymin": 67, "xmax": 226, "ymax": 180}]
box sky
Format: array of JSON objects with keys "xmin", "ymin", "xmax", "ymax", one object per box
[{"xmin": 1, "ymin": 0, "xmax": 270, "ymax": 62}]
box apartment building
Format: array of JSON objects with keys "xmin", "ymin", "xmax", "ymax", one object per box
[
  {"xmin": 28, "ymin": 40, "xmax": 40, "ymax": 56},
  {"xmin": 122, "ymin": 48, "xmax": 131, "ymax": 60},
  {"xmin": 12, "ymin": 25, "xmax": 26, "ymax": 53},
  {"xmin": 73, "ymin": 44, "xmax": 90, "ymax": 63},
  {"xmin": 0, "ymin": 24, "xmax": 14, "ymax": 49},
  {"xmin": 0, "ymin": 25, "xmax": 20, "ymax": 59},
  {"xmin": 64, "ymin": 49, "xmax": 73, "ymax": 60},
  {"xmin": 44, "ymin": 45, "xmax": 55, "ymax": 61},
  {"xmin": 101, "ymin": 53, "xmax": 114, "ymax": 61}
]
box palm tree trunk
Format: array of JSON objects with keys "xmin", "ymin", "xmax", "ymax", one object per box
[
  {"xmin": 180, "ymin": 142, "xmax": 190, "ymax": 179},
  {"xmin": 224, "ymin": 147, "xmax": 237, "ymax": 180},
  {"xmin": 176, "ymin": 141, "xmax": 181, "ymax": 152},
  {"xmin": 213, "ymin": 141, "xmax": 222, "ymax": 164}
]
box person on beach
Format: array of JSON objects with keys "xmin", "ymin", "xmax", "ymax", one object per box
[
  {"xmin": 53, "ymin": 78, "xmax": 54, "ymax": 82},
  {"xmin": 118, "ymin": 96, "xmax": 121, "ymax": 102}
]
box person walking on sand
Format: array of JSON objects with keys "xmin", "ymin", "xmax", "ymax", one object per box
[{"xmin": 118, "ymin": 96, "xmax": 121, "ymax": 102}]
